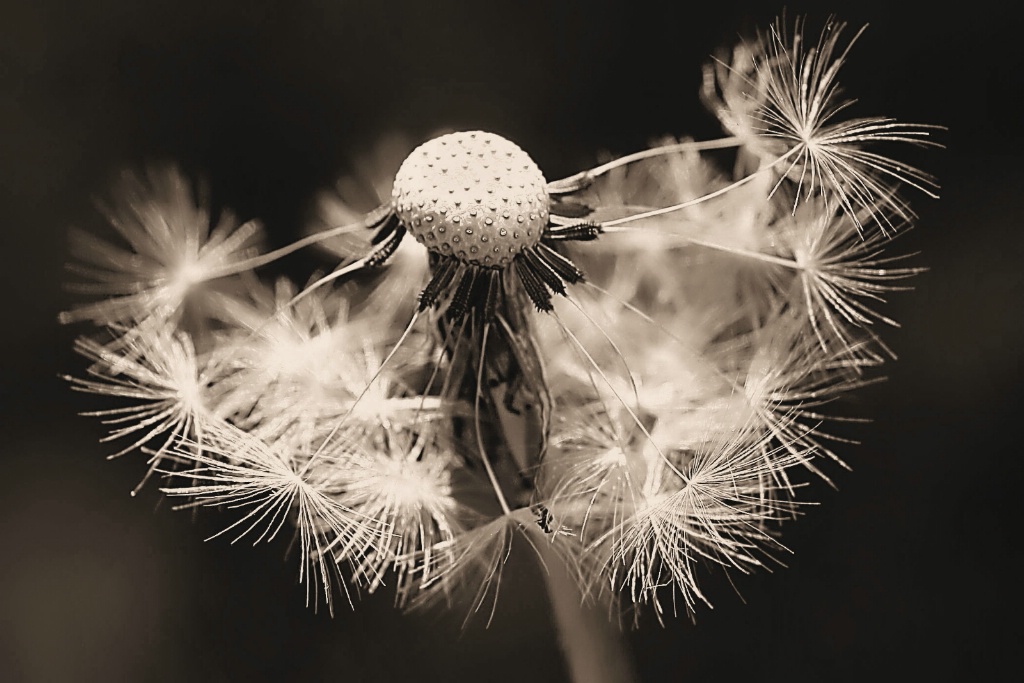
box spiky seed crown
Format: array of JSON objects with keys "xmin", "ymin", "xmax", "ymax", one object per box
[{"xmin": 391, "ymin": 131, "xmax": 550, "ymax": 268}]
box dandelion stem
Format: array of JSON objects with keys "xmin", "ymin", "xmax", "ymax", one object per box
[{"xmin": 536, "ymin": 540, "xmax": 639, "ymax": 683}]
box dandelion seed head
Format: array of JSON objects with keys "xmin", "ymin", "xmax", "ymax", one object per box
[
  {"xmin": 62, "ymin": 13, "xmax": 937, "ymax": 621},
  {"xmin": 751, "ymin": 18, "xmax": 939, "ymax": 231},
  {"xmin": 67, "ymin": 325, "xmax": 209, "ymax": 456},
  {"xmin": 61, "ymin": 165, "xmax": 262, "ymax": 326},
  {"xmin": 343, "ymin": 436, "xmax": 457, "ymax": 518},
  {"xmin": 702, "ymin": 40, "xmax": 780, "ymax": 162},
  {"xmin": 409, "ymin": 514, "xmax": 524, "ymax": 624},
  {"xmin": 318, "ymin": 429, "xmax": 468, "ymax": 598},
  {"xmin": 172, "ymin": 363, "xmax": 205, "ymax": 414},
  {"xmin": 392, "ymin": 131, "xmax": 549, "ymax": 268},
  {"xmin": 769, "ymin": 199, "xmax": 920, "ymax": 358},
  {"xmin": 172, "ymin": 257, "xmax": 207, "ymax": 287},
  {"xmin": 248, "ymin": 309, "xmax": 346, "ymax": 387},
  {"xmin": 163, "ymin": 425, "xmax": 374, "ymax": 611},
  {"xmin": 201, "ymin": 279, "xmax": 438, "ymax": 444},
  {"xmin": 595, "ymin": 426, "xmax": 803, "ymax": 616},
  {"xmin": 64, "ymin": 323, "xmax": 220, "ymax": 496},
  {"xmin": 380, "ymin": 458, "xmax": 441, "ymax": 507}
]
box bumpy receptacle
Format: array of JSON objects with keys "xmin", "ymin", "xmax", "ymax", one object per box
[{"xmin": 392, "ymin": 131, "xmax": 550, "ymax": 268}]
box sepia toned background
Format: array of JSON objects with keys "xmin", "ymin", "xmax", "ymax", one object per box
[{"xmin": 1, "ymin": 1, "xmax": 1019, "ymax": 680}]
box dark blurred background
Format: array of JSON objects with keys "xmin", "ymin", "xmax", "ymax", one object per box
[{"xmin": 1, "ymin": 1, "xmax": 1019, "ymax": 681}]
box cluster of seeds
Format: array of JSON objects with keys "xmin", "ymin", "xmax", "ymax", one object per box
[
  {"xmin": 392, "ymin": 131, "xmax": 550, "ymax": 268},
  {"xmin": 60, "ymin": 17, "xmax": 937, "ymax": 623}
]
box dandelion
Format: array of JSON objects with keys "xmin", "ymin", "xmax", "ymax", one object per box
[
  {"xmin": 324, "ymin": 427, "xmax": 468, "ymax": 600},
  {"xmin": 161, "ymin": 423, "xmax": 377, "ymax": 612},
  {"xmin": 774, "ymin": 198, "xmax": 923, "ymax": 358},
  {"xmin": 60, "ymin": 165, "xmax": 263, "ymax": 328},
  {"xmin": 410, "ymin": 513, "xmax": 523, "ymax": 625},
  {"xmin": 605, "ymin": 426, "xmax": 804, "ymax": 620},
  {"xmin": 204, "ymin": 277, "xmax": 443, "ymax": 448},
  {"xmin": 713, "ymin": 17, "xmax": 941, "ymax": 232},
  {"xmin": 63, "ymin": 322, "xmax": 210, "ymax": 493},
  {"xmin": 62, "ymin": 15, "xmax": 938, "ymax": 683}
]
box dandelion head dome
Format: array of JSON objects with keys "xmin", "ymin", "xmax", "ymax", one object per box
[{"xmin": 391, "ymin": 131, "xmax": 550, "ymax": 268}]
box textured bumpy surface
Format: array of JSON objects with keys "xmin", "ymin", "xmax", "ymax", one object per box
[{"xmin": 392, "ymin": 131, "xmax": 550, "ymax": 268}]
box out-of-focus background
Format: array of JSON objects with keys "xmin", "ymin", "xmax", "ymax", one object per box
[{"xmin": 1, "ymin": 1, "xmax": 1019, "ymax": 681}]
